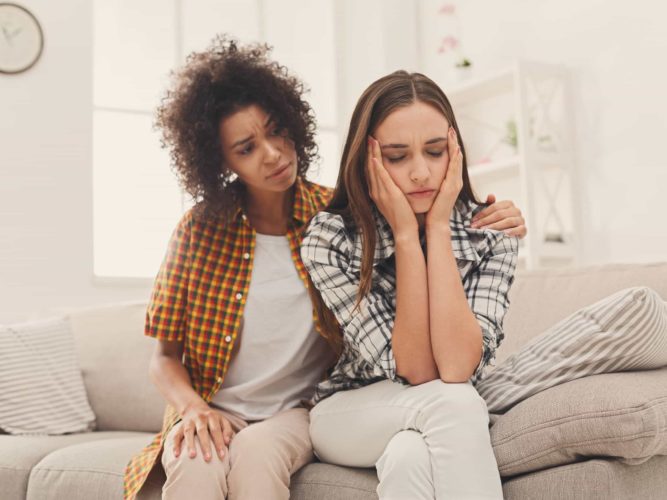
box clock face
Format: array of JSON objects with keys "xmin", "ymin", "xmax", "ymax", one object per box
[{"xmin": 0, "ymin": 3, "xmax": 44, "ymax": 74}]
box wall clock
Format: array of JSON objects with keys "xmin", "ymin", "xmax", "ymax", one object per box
[{"xmin": 0, "ymin": 3, "xmax": 44, "ymax": 74}]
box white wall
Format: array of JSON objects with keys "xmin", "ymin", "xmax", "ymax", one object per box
[
  {"xmin": 0, "ymin": 0, "xmax": 421, "ymax": 323},
  {"xmin": 0, "ymin": 0, "xmax": 151, "ymax": 323},
  {"xmin": 418, "ymin": 0, "xmax": 667, "ymax": 266},
  {"xmin": 2, "ymin": 0, "xmax": 665, "ymax": 323}
]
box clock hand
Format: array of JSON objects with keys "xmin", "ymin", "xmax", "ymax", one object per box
[{"xmin": 8, "ymin": 26, "xmax": 22, "ymax": 40}]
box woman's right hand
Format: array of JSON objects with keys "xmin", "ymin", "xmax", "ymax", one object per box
[
  {"xmin": 173, "ymin": 400, "xmax": 235, "ymax": 462},
  {"xmin": 367, "ymin": 136, "xmax": 418, "ymax": 240}
]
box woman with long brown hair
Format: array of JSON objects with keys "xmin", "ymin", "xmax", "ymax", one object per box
[{"xmin": 301, "ymin": 71, "xmax": 516, "ymax": 498}]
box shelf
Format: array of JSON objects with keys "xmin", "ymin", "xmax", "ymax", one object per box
[
  {"xmin": 444, "ymin": 66, "xmax": 515, "ymax": 107},
  {"xmin": 467, "ymin": 156, "xmax": 520, "ymax": 180}
]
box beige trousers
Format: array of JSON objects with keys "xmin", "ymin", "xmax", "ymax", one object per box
[{"xmin": 161, "ymin": 407, "xmax": 313, "ymax": 500}]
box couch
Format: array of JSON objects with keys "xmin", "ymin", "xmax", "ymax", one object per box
[{"xmin": 2, "ymin": 261, "xmax": 667, "ymax": 500}]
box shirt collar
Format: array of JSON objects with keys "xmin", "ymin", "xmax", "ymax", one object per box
[
  {"xmin": 231, "ymin": 175, "xmax": 315, "ymax": 228},
  {"xmin": 368, "ymin": 199, "xmax": 495, "ymax": 266}
]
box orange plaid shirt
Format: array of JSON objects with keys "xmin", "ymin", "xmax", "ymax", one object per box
[{"xmin": 123, "ymin": 177, "xmax": 332, "ymax": 499}]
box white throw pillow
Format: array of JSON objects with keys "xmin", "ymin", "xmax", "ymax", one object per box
[
  {"xmin": 477, "ymin": 286, "xmax": 667, "ymax": 414},
  {"xmin": 0, "ymin": 316, "xmax": 96, "ymax": 435}
]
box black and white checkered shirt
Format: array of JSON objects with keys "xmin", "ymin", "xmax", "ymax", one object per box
[{"xmin": 301, "ymin": 200, "xmax": 519, "ymax": 402}]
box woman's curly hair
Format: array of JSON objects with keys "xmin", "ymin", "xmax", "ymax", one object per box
[{"xmin": 156, "ymin": 35, "xmax": 318, "ymax": 221}]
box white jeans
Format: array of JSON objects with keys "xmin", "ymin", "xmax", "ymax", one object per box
[{"xmin": 309, "ymin": 379, "xmax": 503, "ymax": 500}]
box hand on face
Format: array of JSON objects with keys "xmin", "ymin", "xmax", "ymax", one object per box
[
  {"xmin": 425, "ymin": 127, "xmax": 463, "ymax": 230},
  {"xmin": 366, "ymin": 136, "xmax": 418, "ymax": 239}
]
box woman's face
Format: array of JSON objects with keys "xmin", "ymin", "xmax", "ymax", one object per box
[
  {"xmin": 219, "ymin": 104, "xmax": 298, "ymax": 194},
  {"xmin": 373, "ymin": 101, "xmax": 451, "ymax": 214}
]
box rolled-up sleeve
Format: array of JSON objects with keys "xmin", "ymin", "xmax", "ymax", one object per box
[
  {"xmin": 145, "ymin": 212, "xmax": 192, "ymax": 342},
  {"xmin": 301, "ymin": 213, "xmax": 398, "ymax": 380},
  {"xmin": 466, "ymin": 232, "xmax": 519, "ymax": 384}
]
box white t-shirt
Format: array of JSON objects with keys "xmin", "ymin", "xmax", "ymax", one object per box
[{"xmin": 210, "ymin": 233, "xmax": 334, "ymax": 420}]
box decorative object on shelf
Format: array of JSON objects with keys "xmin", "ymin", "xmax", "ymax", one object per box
[
  {"xmin": 0, "ymin": 3, "xmax": 44, "ymax": 74},
  {"xmin": 503, "ymin": 119, "xmax": 518, "ymax": 151},
  {"xmin": 435, "ymin": 2, "xmax": 474, "ymax": 84},
  {"xmin": 453, "ymin": 56, "xmax": 473, "ymax": 82}
]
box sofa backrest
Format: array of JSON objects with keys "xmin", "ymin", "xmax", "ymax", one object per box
[
  {"xmin": 498, "ymin": 261, "xmax": 667, "ymax": 365},
  {"xmin": 67, "ymin": 302, "xmax": 164, "ymax": 433},
  {"xmin": 67, "ymin": 262, "xmax": 667, "ymax": 432}
]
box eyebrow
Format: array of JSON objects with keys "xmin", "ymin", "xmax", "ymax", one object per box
[
  {"xmin": 230, "ymin": 115, "xmax": 275, "ymax": 148},
  {"xmin": 380, "ymin": 137, "xmax": 447, "ymax": 150}
]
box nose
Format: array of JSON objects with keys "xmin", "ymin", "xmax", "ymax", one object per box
[
  {"xmin": 263, "ymin": 140, "xmax": 281, "ymax": 164},
  {"xmin": 409, "ymin": 156, "xmax": 430, "ymax": 184}
]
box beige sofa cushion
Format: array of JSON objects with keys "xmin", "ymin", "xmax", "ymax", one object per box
[
  {"xmin": 490, "ymin": 367, "xmax": 667, "ymax": 477},
  {"xmin": 26, "ymin": 433, "xmax": 155, "ymax": 500},
  {"xmin": 67, "ymin": 302, "xmax": 164, "ymax": 433},
  {"xmin": 0, "ymin": 432, "xmax": 142, "ymax": 500},
  {"xmin": 502, "ymin": 455, "xmax": 667, "ymax": 500}
]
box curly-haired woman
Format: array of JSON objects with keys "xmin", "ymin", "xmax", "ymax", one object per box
[{"xmin": 123, "ymin": 37, "xmax": 528, "ymax": 500}]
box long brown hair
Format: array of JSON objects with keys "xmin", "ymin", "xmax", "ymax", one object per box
[{"xmin": 309, "ymin": 70, "xmax": 481, "ymax": 353}]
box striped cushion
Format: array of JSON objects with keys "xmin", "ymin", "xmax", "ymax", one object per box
[
  {"xmin": 477, "ymin": 286, "xmax": 667, "ymax": 414},
  {"xmin": 0, "ymin": 317, "xmax": 96, "ymax": 435}
]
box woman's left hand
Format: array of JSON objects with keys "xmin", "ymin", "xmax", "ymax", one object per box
[
  {"xmin": 470, "ymin": 194, "xmax": 528, "ymax": 238},
  {"xmin": 425, "ymin": 126, "xmax": 463, "ymax": 231}
]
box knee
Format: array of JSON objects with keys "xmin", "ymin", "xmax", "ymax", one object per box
[
  {"xmin": 377, "ymin": 430, "xmax": 429, "ymax": 472},
  {"xmin": 161, "ymin": 423, "xmax": 229, "ymax": 482},
  {"xmin": 425, "ymin": 380, "xmax": 489, "ymax": 419},
  {"xmin": 229, "ymin": 425, "xmax": 286, "ymax": 469},
  {"xmin": 162, "ymin": 442, "xmax": 228, "ymax": 485}
]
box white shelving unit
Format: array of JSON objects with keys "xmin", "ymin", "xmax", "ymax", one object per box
[{"xmin": 444, "ymin": 61, "xmax": 579, "ymax": 270}]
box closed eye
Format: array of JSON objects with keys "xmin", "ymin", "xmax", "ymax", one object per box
[
  {"xmin": 386, "ymin": 155, "xmax": 406, "ymax": 164},
  {"xmin": 427, "ymin": 150, "xmax": 444, "ymax": 158}
]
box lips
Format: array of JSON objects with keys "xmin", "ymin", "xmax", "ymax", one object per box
[
  {"xmin": 408, "ymin": 189, "xmax": 435, "ymax": 196},
  {"xmin": 267, "ymin": 162, "xmax": 290, "ymax": 179}
]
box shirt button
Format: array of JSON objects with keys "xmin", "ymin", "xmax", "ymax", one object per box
[
  {"xmin": 224, "ymin": 336, "xmax": 232, "ymax": 343},
  {"xmin": 235, "ymin": 292, "xmax": 243, "ymax": 300},
  {"xmin": 243, "ymin": 253, "xmax": 250, "ymax": 260}
]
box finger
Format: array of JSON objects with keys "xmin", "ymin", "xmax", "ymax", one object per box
[
  {"xmin": 503, "ymin": 226, "xmax": 526, "ymax": 237},
  {"xmin": 446, "ymin": 128, "xmax": 462, "ymax": 181},
  {"xmin": 472, "ymin": 207, "xmax": 515, "ymax": 228},
  {"xmin": 196, "ymin": 420, "xmax": 213, "ymax": 462},
  {"xmin": 366, "ymin": 137, "xmax": 377, "ymax": 197},
  {"xmin": 473, "ymin": 200, "xmax": 514, "ymax": 223},
  {"xmin": 448, "ymin": 126, "xmax": 458, "ymax": 157},
  {"xmin": 173, "ymin": 427, "xmax": 184, "ymax": 458},
  {"xmin": 373, "ymin": 136, "xmax": 383, "ymax": 167},
  {"xmin": 208, "ymin": 417, "xmax": 225, "ymax": 460},
  {"xmin": 221, "ymin": 417, "xmax": 234, "ymax": 446},
  {"xmin": 374, "ymin": 156, "xmax": 400, "ymax": 195},
  {"xmin": 372, "ymin": 157, "xmax": 390, "ymax": 198},
  {"xmin": 184, "ymin": 423, "xmax": 197, "ymax": 459},
  {"xmin": 482, "ymin": 216, "xmax": 524, "ymax": 231},
  {"xmin": 484, "ymin": 193, "xmax": 497, "ymax": 205}
]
